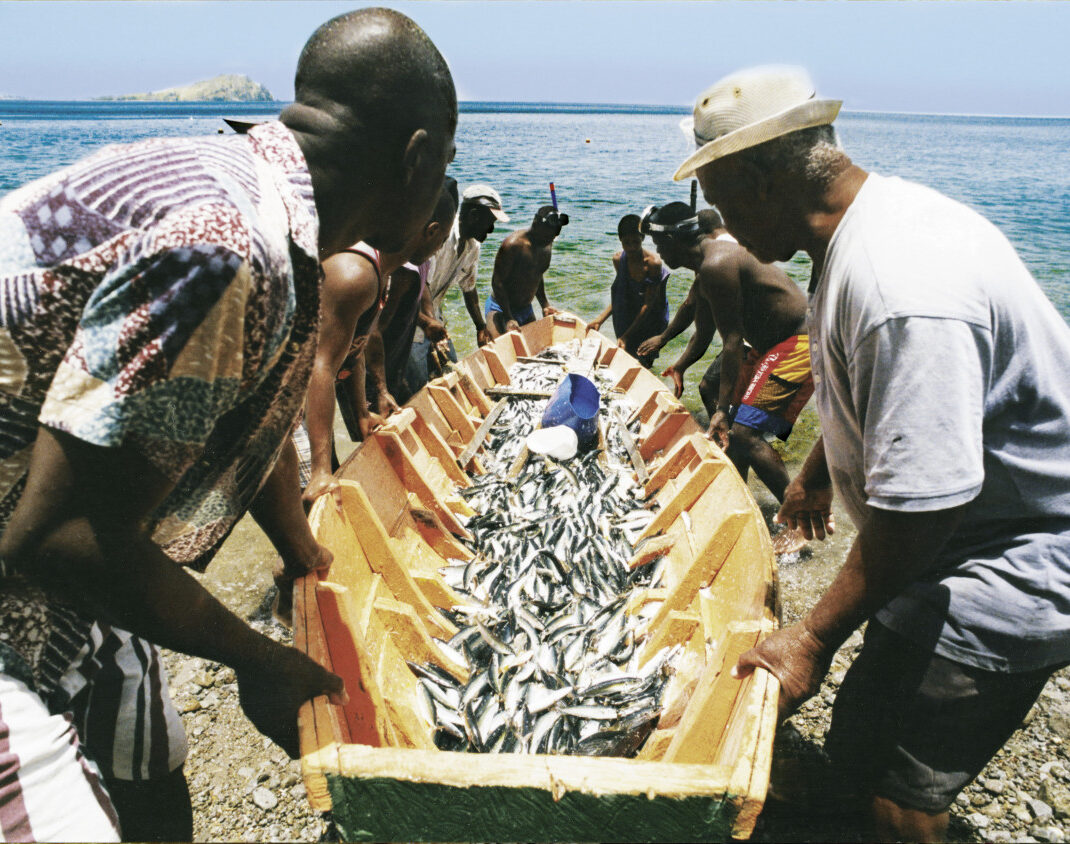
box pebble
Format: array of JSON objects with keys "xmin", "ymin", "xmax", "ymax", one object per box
[
  {"xmin": 1014, "ymin": 804, "xmax": 1037, "ymax": 823},
  {"xmin": 251, "ymin": 787, "xmax": 278, "ymax": 811},
  {"xmin": 1029, "ymin": 798, "xmax": 1055, "ymax": 821},
  {"xmin": 967, "ymin": 812, "xmax": 990, "ymax": 829},
  {"xmin": 1040, "ymin": 780, "xmax": 1070, "ymax": 818},
  {"xmin": 985, "ymin": 777, "xmax": 1006, "ymax": 795},
  {"xmin": 193, "ymin": 669, "xmax": 216, "ymax": 688},
  {"xmin": 1032, "ymin": 824, "xmax": 1067, "ymax": 843}
]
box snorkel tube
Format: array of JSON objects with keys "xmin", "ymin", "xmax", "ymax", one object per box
[{"xmin": 539, "ymin": 183, "xmax": 570, "ymax": 229}]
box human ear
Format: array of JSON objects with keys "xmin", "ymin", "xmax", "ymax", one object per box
[{"xmin": 401, "ymin": 128, "xmax": 432, "ymax": 189}]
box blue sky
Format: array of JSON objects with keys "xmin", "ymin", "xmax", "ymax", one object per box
[{"xmin": 2, "ymin": 1, "xmax": 1069, "ymax": 116}]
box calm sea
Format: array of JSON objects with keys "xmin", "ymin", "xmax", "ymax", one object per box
[{"xmin": 2, "ymin": 101, "xmax": 1068, "ymax": 409}]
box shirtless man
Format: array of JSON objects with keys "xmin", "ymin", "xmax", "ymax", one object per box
[
  {"xmin": 642, "ymin": 202, "xmax": 813, "ymax": 531},
  {"xmin": 485, "ymin": 205, "xmax": 568, "ymax": 335}
]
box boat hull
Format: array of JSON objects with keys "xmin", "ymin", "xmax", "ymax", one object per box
[{"xmin": 294, "ymin": 313, "xmax": 779, "ymax": 841}]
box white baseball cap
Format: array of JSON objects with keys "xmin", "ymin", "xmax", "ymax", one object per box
[
  {"xmin": 461, "ymin": 184, "xmax": 510, "ymax": 221},
  {"xmin": 674, "ymin": 66, "xmax": 841, "ymax": 181}
]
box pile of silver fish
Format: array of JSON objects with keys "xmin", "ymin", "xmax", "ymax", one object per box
[{"xmin": 412, "ymin": 342, "xmax": 676, "ymax": 757}]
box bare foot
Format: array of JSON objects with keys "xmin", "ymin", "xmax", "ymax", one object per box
[{"xmin": 772, "ymin": 526, "xmax": 808, "ymax": 555}]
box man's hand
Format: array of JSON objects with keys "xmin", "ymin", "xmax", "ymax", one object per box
[
  {"xmin": 777, "ymin": 476, "xmax": 835, "ymax": 541},
  {"xmin": 476, "ymin": 326, "xmax": 491, "ymax": 347},
  {"xmin": 272, "ymin": 541, "xmax": 333, "ymax": 627},
  {"xmin": 588, "ymin": 319, "xmax": 603, "ymax": 333},
  {"xmin": 505, "ymin": 319, "xmax": 520, "ymax": 333},
  {"xmin": 616, "ymin": 337, "xmax": 627, "ymax": 350},
  {"xmin": 708, "ymin": 410, "xmax": 731, "ymax": 450},
  {"xmin": 637, "ymin": 335, "xmax": 663, "ymax": 357},
  {"xmin": 542, "ymin": 304, "xmax": 560, "ymax": 317},
  {"xmin": 733, "ymin": 624, "xmax": 833, "ymax": 722},
  {"xmin": 375, "ymin": 392, "xmax": 400, "ymax": 417},
  {"xmin": 424, "ymin": 319, "xmax": 448, "ymax": 343},
  {"xmin": 235, "ymin": 644, "xmax": 347, "ymax": 758},
  {"xmin": 661, "ymin": 364, "xmax": 684, "ymax": 398},
  {"xmin": 357, "ymin": 410, "xmax": 385, "ymax": 441}
]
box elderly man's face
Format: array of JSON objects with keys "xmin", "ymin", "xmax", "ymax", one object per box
[{"xmin": 697, "ymin": 157, "xmax": 794, "ymax": 264}]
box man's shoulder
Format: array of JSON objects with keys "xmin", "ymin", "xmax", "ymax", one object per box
[
  {"xmin": 324, "ymin": 249, "xmax": 379, "ymax": 286},
  {"xmin": 697, "ymin": 239, "xmax": 742, "ymax": 282},
  {"xmin": 827, "ymin": 173, "xmax": 1017, "ymax": 324},
  {"xmin": 500, "ymin": 229, "xmax": 529, "ymax": 250}
]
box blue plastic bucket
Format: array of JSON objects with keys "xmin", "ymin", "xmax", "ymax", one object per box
[{"xmin": 541, "ymin": 373, "xmax": 600, "ymax": 451}]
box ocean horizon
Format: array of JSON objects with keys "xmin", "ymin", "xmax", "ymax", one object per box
[{"xmin": 3, "ymin": 100, "xmax": 1070, "ymax": 121}]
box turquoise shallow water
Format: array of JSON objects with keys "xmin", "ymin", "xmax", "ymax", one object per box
[{"xmin": 2, "ymin": 102, "xmax": 1068, "ymax": 413}]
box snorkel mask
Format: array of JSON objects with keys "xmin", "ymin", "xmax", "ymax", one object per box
[
  {"xmin": 639, "ymin": 181, "xmax": 700, "ymax": 239},
  {"xmin": 535, "ymin": 208, "xmax": 570, "ymax": 229},
  {"xmin": 537, "ymin": 182, "xmax": 570, "ymax": 230},
  {"xmin": 639, "ymin": 205, "xmax": 700, "ymax": 239}
]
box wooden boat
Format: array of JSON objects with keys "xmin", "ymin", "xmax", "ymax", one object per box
[{"xmin": 294, "ymin": 313, "xmax": 779, "ymax": 842}]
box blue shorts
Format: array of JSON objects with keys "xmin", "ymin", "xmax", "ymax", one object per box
[{"xmin": 485, "ymin": 293, "xmax": 536, "ymax": 326}]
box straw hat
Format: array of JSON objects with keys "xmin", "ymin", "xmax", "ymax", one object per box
[{"xmin": 673, "ymin": 66, "xmax": 842, "ymax": 181}]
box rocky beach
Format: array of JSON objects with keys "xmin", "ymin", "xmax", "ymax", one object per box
[{"xmin": 164, "ymin": 407, "xmax": 1070, "ymax": 843}]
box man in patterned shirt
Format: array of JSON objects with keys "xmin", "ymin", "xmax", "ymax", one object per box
[{"xmin": 0, "ymin": 7, "xmax": 456, "ymax": 841}]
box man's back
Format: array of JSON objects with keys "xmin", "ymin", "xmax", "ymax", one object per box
[
  {"xmin": 696, "ymin": 234, "xmax": 807, "ymax": 351},
  {"xmin": 0, "ymin": 122, "xmax": 320, "ymax": 571}
]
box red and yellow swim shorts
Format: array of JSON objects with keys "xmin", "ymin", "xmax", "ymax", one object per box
[{"xmin": 732, "ymin": 334, "xmax": 814, "ymax": 440}]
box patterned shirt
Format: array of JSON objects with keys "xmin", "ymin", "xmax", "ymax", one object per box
[{"xmin": 0, "ymin": 121, "xmax": 320, "ymax": 695}]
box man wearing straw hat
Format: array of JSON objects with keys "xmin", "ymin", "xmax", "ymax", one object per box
[{"xmin": 678, "ymin": 66, "xmax": 1070, "ymax": 840}]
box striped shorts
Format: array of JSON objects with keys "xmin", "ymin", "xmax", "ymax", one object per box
[{"xmin": 0, "ymin": 624, "xmax": 186, "ymax": 841}]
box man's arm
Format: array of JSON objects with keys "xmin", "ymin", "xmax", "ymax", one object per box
[
  {"xmin": 664, "ymin": 295, "xmax": 715, "ymax": 398},
  {"xmin": 490, "ymin": 241, "xmax": 517, "ymax": 331},
  {"xmin": 415, "ymin": 283, "xmax": 448, "ymax": 343},
  {"xmin": 618, "ymin": 278, "xmax": 664, "ymax": 348},
  {"xmin": 638, "ymin": 284, "xmax": 696, "ymax": 357},
  {"xmin": 250, "ymin": 438, "xmax": 334, "ymax": 624},
  {"xmin": 735, "ymin": 502, "xmax": 964, "ymax": 720},
  {"xmin": 364, "ymin": 328, "xmax": 398, "ymax": 416},
  {"xmin": 702, "ymin": 253, "xmax": 747, "ymax": 448},
  {"xmin": 739, "ymin": 314, "xmax": 988, "ymax": 718},
  {"xmin": 462, "ymin": 289, "xmax": 490, "ymax": 346},
  {"xmin": 535, "ymin": 278, "xmax": 558, "ymax": 316},
  {"xmin": 305, "ymin": 253, "xmax": 379, "ymax": 504},
  {"xmin": 589, "ymin": 253, "xmax": 621, "ymax": 332},
  {"xmin": 588, "ymin": 304, "xmax": 613, "ymax": 333},
  {"xmin": 777, "ymin": 436, "xmax": 835, "ymax": 541},
  {"xmin": 0, "ymin": 428, "xmax": 345, "ymax": 756}
]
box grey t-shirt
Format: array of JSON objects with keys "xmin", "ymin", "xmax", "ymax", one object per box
[{"xmin": 811, "ymin": 173, "xmax": 1070, "ymax": 672}]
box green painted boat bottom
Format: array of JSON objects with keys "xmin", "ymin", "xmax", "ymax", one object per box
[{"xmin": 327, "ymin": 774, "xmax": 736, "ymax": 842}]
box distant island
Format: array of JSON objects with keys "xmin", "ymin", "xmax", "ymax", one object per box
[{"xmin": 96, "ymin": 74, "xmax": 274, "ymax": 102}]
